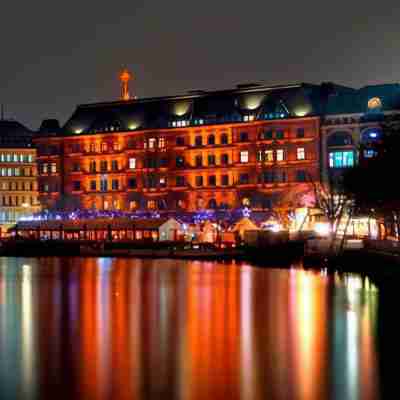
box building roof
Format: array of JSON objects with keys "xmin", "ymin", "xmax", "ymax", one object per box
[
  {"xmin": 0, "ymin": 120, "xmax": 34, "ymax": 148},
  {"xmin": 46, "ymin": 83, "xmax": 324, "ymax": 137},
  {"xmin": 325, "ymin": 83, "xmax": 400, "ymax": 115}
]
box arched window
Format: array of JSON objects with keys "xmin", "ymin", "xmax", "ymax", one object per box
[
  {"xmin": 220, "ymin": 133, "xmax": 228, "ymax": 145},
  {"xmin": 208, "ymin": 134, "xmax": 215, "ymax": 145},
  {"xmin": 327, "ymin": 132, "xmax": 353, "ymax": 147}
]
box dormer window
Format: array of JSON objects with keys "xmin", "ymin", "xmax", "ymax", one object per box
[{"xmin": 243, "ymin": 115, "xmax": 255, "ymax": 122}]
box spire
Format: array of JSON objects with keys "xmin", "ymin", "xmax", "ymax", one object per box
[{"xmin": 119, "ymin": 69, "xmax": 133, "ymax": 101}]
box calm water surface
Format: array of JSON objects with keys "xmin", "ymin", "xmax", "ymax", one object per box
[{"xmin": 0, "ymin": 257, "xmax": 391, "ymax": 400}]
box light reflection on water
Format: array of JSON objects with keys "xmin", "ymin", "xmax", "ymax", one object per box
[{"xmin": 0, "ymin": 257, "xmax": 382, "ymax": 400}]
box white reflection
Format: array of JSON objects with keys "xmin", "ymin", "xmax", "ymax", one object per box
[{"xmin": 241, "ymin": 270, "xmax": 254, "ymax": 400}]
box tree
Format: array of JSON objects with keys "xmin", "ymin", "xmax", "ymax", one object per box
[{"xmin": 342, "ymin": 123, "xmax": 400, "ymax": 239}]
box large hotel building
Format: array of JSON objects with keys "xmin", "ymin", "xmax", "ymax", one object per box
[{"xmin": 34, "ymin": 79, "xmax": 400, "ymax": 213}]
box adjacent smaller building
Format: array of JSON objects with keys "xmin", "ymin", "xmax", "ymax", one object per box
[{"xmin": 0, "ymin": 120, "xmax": 40, "ymax": 232}]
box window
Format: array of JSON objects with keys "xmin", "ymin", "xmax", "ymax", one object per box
[
  {"xmin": 100, "ymin": 179, "xmax": 108, "ymax": 192},
  {"xmin": 176, "ymin": 137, "xmax": 185, "ymax": 146},
  {"xmin": 111, "ymin": 160, "xmax": 118, "ymax": 171},
  {"xmin": 160, "ymin": 157, "xmax": 168, "ymax": 167},
  {"xmin": 195, "ymin": 155, "xmax": 202, "ymax": 167},
  {"xmin": 101, "ymin": 143, "xmax": 108, "ymax": 152},
  {"xmin": 176, "ymin": 156, "xmax": 185, "ymax": 168},
  {"xmin": 240, "ymin": 151, "xmax": 249, "ymax": 163},
  {"xmin": 297, "ymin": 128, "xmax": 305, "ymax": 138},
  {"xmin": 73, "ymin": 181, "xmax": 81, "ymax": 191},
  {"xmin": 113, "ymin": 142, "xmax": 120, "ymax": 151},
  {"xmin": 275, "ymin": 130, "xmax": 284, "ymax": 140},
  {"xmin": 112, "ymin": 179, "xmax": 119, "ymax": 190},
  {"xmin": 239, "ymin": 173, "xmax": 249, "ymax": 184},
  {"xmin": 364, "ymin": 149, "xmax": 376, "ymax": 158},
  {"xmin": 147, "ymin": 200, "xmax": 156, "ymax": 209},
  {"xmin": 296, "ymin": 170, "xmax": 307, "ymax": 182},
  {"xmin": 159, "ymin": 137, "xmax": 166, "ymax": 148},
  {"xmin": 195, "ymin": 176, "xmax": 203, "ymax": 186},
  {"xmin": 276, "ymin": 149, "xmax": 284, "ymax": 162},
  {"xmin": 221, "ymin": 175, "xmax": 229, "ymax": 186},
  {"xmin": 208, "ymin": 134, "xmax": 215, "ymax": 145},
  {"xmin": 148, "ymin": 137, "xmax": 157, "ymax": 149},
  {"xmin": 100, "ymin": 161, "xmax": 108, "ymax": 172},
  {"xmin": 159, "ymin": 177, "xmax": 167, "ymax": 187},
  {"xmin": 128, "ymin": 178, "xmax": 137, "ymax": 189},
  {"xmin": 297, "ymin": 147, "xmax": 305, "ymax": 160},
  {"xmin": 176, "ymin": 176, "xmax": 185, "ymax": 186},
  {"xmin": 257, "ymin": 150, "xmax": 273, "ymax": 162},
  {"xmin": 51, "ymin": 163, "xmax": 57, "ymax": 173},
  {"xmin": 129, "ymin": 158, "xmax": 136, "ymax": 169},
  {"xmin": 263, "ymin": 130, "xmax": 273, "ymax": 140},
  {"xmin": 220, "ymin": 134, "xmax": 228, "ymax": 145},
  {"xmin": 90, "ymin": 180, "xmax": 96, "ymax": 191},
  {"xmin": 129, "ymin": 201, "xmax": 137, "ymax": 210},
  {"xmin": 243, "ymin": 115, "xmax": 255, "ymax": 122},
  {"xmin": 90, "ymin": 161, "xmax": 96, "ymax": 173},
  {"xmin": 145, "ymin": 175, "xmax": 157, "ymax": 188},
  {"xmin": 221, "ymin": 154, "xmax": 229, "ymax": 165},
  {"xmin": 275, "ymin": 171, "xmax": 287, "ymax": 183},
  {"xmin": 239, "ymin": 132, "xmax": 249, "ymax": 142},
  {"xmin": 263, "ymin": 171, "xmax": 274, "ymax": 183},
  {"xmin": 72, "ymin": 162, "xmax": 80, "ymax": 172},
  {"xmin": 42, "ymin": 164, "xmax": 48, "ymax": 174},
  {"xmin": 195, "ymin": 136, "xmax": 203, "ymax": 146},
  {"xmin": 329, "ymin": 151, "xmax": 354, "ymax": 168},
  {"xmin": 208, "ymin": 175, "xmax": 216, "ymax": 186},
  {"xmin": 208, "ymin": 154, "xmax": 216, "ymax": 166}
]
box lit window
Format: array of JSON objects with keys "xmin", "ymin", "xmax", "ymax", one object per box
[
  {"xmin": 364, "ymin": 149, "xmax": 376, "ymax": 158},
  {"xmin": 148, "ymin": 200, "xmax": 156, "ymax": 209},
  {"xmin": 297, "ymin": 148, "xmax": 305, "ymax": 160},
  {"xmin": 159, "ymin": 137, "xmax": 166, "ymax": 148},
  {"xmin": 240, "ymin": 151, "xmax": 249, "ymax": 163},
  {"xmin": 101, "ymin": 143, "xmax": 108, "ymax": 152},
  {"xmin": 14, "ymin": 168, "xmax": 20, "ymax": 176},
  {"xmin": 51, "ymin": 163, "xmax": 57, "ymax": 173},
  {"xmin": 113, "ymin": 142, "xmax": 121, "ymax": 151},
  {"xmin": 129, "ymin": 158, "xmax": 136, "ymax": 169},
  {"xmin": 329, "ymin": 151, "xmax": 354, "ymax": 168},
  {"xmin": 276, "ymin": 149, "xmax": 284, "ymax": 162},
  {"xmin": 149, "ymin": 138, "xmax": 157, "ymax": 149}
]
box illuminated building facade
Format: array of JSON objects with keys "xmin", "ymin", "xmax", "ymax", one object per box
[
  {"xmin": 322, "ymin": 84, "xmax": 400, "ymax": 182},
  {"xmin": 0, "ymin": 120, "xmax": 40, "ymax": 228},
  {"xmin": 35, "ymin": 83, "xmax": 325, "ymax": 212}
]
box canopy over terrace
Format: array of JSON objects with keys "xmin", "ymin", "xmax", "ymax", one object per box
[{"xmin": 11, "ymin": 218, "xmax": 182, "ymax": 241}]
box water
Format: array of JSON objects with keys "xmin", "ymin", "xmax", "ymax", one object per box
[{"xmin": 0, "ymin": 257, "xmax": 387, "ymax": 400}]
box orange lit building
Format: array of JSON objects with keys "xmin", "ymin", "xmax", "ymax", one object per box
[{"xmin": 35, "ymin": 83, "xmax": 323, "ymax": 212}]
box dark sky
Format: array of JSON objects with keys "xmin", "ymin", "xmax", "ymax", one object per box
[{"xmin": 1, "ymin": 0, "xmax": 399, "ymax": 129}]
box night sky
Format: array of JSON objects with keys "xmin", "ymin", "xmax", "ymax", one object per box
[{"xmin": 1, "ymin": 0, "xmax": 399, "ymax": 129}]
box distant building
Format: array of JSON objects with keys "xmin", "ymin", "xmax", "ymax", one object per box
[
  {"xmin": 34, "ymin": 82, "xmax": 322, "ymax": 213},
  {"xmin": 322, "ymin": 84, "xmax": 400, "ymax": 182},
  {"xmin": 0, "ymin": 120, "xmax": 40, "ymax": 230}
]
